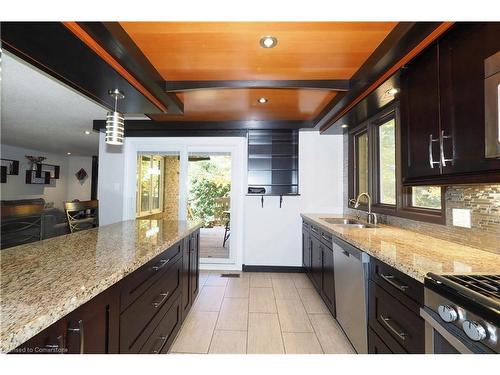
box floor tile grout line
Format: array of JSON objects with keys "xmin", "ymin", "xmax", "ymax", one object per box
[
  {"xmin": 293, "ymin": 274, "xmax": 325, "ymax": 354},
  {"xmin": 207, "ymin": 279, "xmax": 228, "ymax": 354},
  {"xmin": 272, "ymin": 274, "xmax": 288, "ymax": 354}
]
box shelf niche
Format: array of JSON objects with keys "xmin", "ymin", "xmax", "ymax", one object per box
[
  {"xmin": 26, "ymin": 170, "xmax": 51, "ymax": 185},
  {"xmin": 247, "ymin": 129, "xmax": 299, "ymax": 196},
  {"xmin": 36, "ymin": 163, "xmax": 60, "ymax": 179}
]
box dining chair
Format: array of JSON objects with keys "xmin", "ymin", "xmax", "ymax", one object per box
[{"xmin": 64, "ymin": 200, "xmax": 99, "ymax": 233}]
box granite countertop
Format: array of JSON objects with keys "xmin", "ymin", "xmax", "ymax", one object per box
[
  {"xmin": 301, "ymin": 213, "xmax": 500, "ymax": 282},
  {"xmin": 0, "ymin": 218, "xmax": 202, "ymax": 353}
]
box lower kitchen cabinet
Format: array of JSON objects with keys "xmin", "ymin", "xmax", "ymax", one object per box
[
  {"xmin": 13, "ymin": 228, "xmax": 200, "ymax": 354},
  {"xmin": 304, "ymin": 221, "xmax": 335, "ymax": 316},
  {"xmin": 181, "ymin": 230, "xmax": 200, "ymax": 319},
  {"xmin": 15, "ymin": 286, "xmax": 119, "ymax": 354},
  {"xmin": 368, "ymin": 328, "xmax": 394, "ymax": 354},
  {"xmin": 368, "ymin": 258, "xmax": 425, "ymax": 354},
  {"xmin": 302, "ymin": 222, "xmax": 312, "ymax": 272}
]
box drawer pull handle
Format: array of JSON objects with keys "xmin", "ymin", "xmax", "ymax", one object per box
[
  {"xmin": 381, "ymin": 274, "xmax": 409, "ymax": 292},
  {"xmin": 321, "ymin": 234, "xmax": 331, "ymax": 241},
  {"xmin": 151, "ymin": 335, "xmax": 168, "ymax": 354},
  {"xmin": 380, "ymin": 314, "xmax": 407, "ymax": 341},
  {"xmin": 67, "ymin": 320, "xmax": 84, "ymax": 354},
  {"xmin": 152, "ymin": 258, "xmax": 170, "ymax": 271},
  {"xmin": 152, "ymin": 292, "xmax": 170, "ymax": 308},
  {"xmin": 311, "ymin": 226, "xmax": 318, "ymax": 233}
]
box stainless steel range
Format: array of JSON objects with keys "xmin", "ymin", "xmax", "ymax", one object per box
[{"xmin": 420, "ymin": 273, "xmax": 500, "ymax": 354}]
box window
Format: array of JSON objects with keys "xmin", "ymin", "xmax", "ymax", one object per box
[
  {"xmin": 355, "ymin": 131, "xmax": 369, "ymax": 196},
  {"xmin": 348, "ymin": 104, "xmax": 445, "ymax": 224},
  {"xmin": 411, "ymin": 186, "xmax": 442, "ymax": 210},
  {"xmin": 137, "ymin": 155, "xmax": 164, "ymax": 217},
  {"xmin": 377, "ymin": 118, "xmax": 396, "ymax": 205}
]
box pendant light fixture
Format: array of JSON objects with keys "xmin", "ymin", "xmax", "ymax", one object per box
[{"xmin": 105, "ymin": 89, "xmax": 125, "ymax": 145}]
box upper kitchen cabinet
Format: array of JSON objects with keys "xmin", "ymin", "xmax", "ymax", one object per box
[
  {"xmin": 400, "ymin": 44, "xmax": 441, "ymax": 181},
  {"xmin": 400, "ymin": 23, "xmax": 500, "ymax": 186}
]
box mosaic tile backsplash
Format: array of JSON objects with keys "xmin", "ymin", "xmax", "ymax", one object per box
[{"xmin": 342, "ymin": 134, "xmax": 500, "ymax": 254}]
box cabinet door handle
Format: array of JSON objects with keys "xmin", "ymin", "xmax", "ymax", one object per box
[
  {"xmin": 380, "ymin": 274, "xmax": 409, "ymax": 292},
  {"xmin": 152, "ymin": 292, "xmax": 170, "ymax": 308},
  {"xmin": 321, "ymin": 234, "xmax": 331, "ymax": 242},
  {"xmin": 152, "ymin": 258, "xmax": 170, "ymax": 271},
  {"xmin": 67, "ymin": 320, "xmax": 84, "ymax": 354},
  {"xmin": 428, "ymin": 134, "xmax": 440, "ymax": 168},
  {"xmin": 342, "ymin": 250, "xmax": 350, "ymax": 258},
  {"xmin": 380, "ymin": 314, "xmax": 407, "ymax": 341},
  {"xmin": 150, "ymin": 335, "xmax": 168, "ymax": 354},
  {"xmin": 440, "ymin": 130, "xmax": 453, "ymax": 166}
]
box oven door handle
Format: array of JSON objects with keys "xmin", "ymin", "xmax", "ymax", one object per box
[{"xmin": 420, "ymin": 307, "xmax": 474, "ymax": 354}]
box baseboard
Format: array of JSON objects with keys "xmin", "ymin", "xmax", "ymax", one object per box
[{"xmin": 242, "ymin": 264, "xmax": 305, "ymax": 273}]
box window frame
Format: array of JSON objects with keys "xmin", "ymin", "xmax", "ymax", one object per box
[
  {"xmin": 348, "ymin": 103, "xmax": 445, "ymax": 224},
  {"xmin": 136, "ymin": 155, "xmax": 164, "ymax": 217}
]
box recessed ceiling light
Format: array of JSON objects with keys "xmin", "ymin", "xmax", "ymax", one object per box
[
  {"xmin": 341, "ymin": 124, "xmax": 349, "ymax": 128},
  {"xmin": 84, "ymin": 130, "xmax": 91, "ymax": 135},
  {"xmin": 260, "ymin": 36, "xmax": 277, "ymax": 49},
  {"xmin": 257, "ymin": 97, "xmax": 269, "ymax": 104},
  {"xmin": 386, "ymin": 88, "xmax": 399, "ymax": 96},
  {"xmin": 67, "ymin": 152, "xmax": 72, "ymax": 155}
]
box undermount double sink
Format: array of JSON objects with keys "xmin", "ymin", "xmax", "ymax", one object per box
[{"xmin": 319, "ymin": 217, "xmax": 378, "ymax": 229}]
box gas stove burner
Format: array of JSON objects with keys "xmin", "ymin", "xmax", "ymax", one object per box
[
  {"xmin": 422, "ymin": 273, "xmax": 500, "ymax": 354},
  {"xmin": 427, "ymin": 273, "xmax": 500, "ymax": 314}
]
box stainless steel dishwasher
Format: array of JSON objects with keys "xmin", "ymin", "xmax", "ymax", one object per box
[{"xmin": 332, "ymin": 236, "xmax": 370, "ymax": 354}]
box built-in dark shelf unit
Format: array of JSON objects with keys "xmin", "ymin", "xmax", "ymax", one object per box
[
  {"xmin": 1, "ymin": 166, "xmax": 7, "ymax": 183},
  {"xmin": 247, "ymin": 129, "xmax": 299, "ymax": 196},
  {"xmin": 36, "ymin": 163, "xmax": 60, "ymax": 179},
  {"xmin": 26, "ymin": 170, "xmax": 51, "ymax": 185},
  {"xmin": 0, "ymin": 159, "xmax": 20, "ymax": 176}
]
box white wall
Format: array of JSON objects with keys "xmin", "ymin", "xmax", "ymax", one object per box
[
  {"xmin": 1, "ymin": 143, "xmax": 93, "ymax": 209},
  {"xmin": 97, "ymin": 132, "xmax": 126, "ymax": 224},
  {"xmin": 66, "ymin": 156, "xmax": 93, "ymax": 201},
  {"xmin": 243, "ymin": 131, "xmax": 344, "ymax": 267},
  {"xmin": 97, "ymin": 130, "xmax": 344, "ymax": 269}
]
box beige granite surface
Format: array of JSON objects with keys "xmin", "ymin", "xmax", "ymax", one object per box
[
  {"xmin": 0, "ymin": 218, "xmax": 202, "ymax": 353},
  {"xmin": 301, "ymin": 214, "xmax": 500, "ymax": 283}
]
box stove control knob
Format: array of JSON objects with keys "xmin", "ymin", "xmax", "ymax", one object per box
[
  {"xmin": 438, "ymin": 305, "xmax": 458, "ymax": 322},
  {"xmin": 462, "ymin": 320, "xmax": 487, "ymax": 341}
]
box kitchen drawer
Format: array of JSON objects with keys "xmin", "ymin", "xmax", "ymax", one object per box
[
  {"xmin": 120, "ymin": 257, "xmax": 182, "ymax": 352},
  {"xmin": 370, "ymin": 258, "xmax": 423, "ymax": 314},
  {"xmin": 369, "ymin": 281, "xmax": 424, "ymax": 354},
  {"xmin": 319, "ymin": 230, "xmax": 332, "ymax": 249},
  {"xmin": 120, "ymin": 241, "xmax": 182, "ymax": 311},
  {"xmin": 310, "ymin": 223, "xmax": 321, "ymax": 239},
  {"xmin": 368, "ymin": 328, "xmax": 394, "ymax": 354},
  {"xmin": 139, "ymin": 294, "xmax": 182, "ymax": 354}
]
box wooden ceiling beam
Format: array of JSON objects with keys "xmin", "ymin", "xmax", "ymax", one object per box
[
  {"xmin": 316, "ymin": 22, "xmax": 455, "ymax": 133},
  {"xmin": 68, "ymin": 22, "xmax": 184, "ymax": 115},
  {"xmin": 164, "ymin": 80, "xmax": 351, "ymax": 92},
  {"xmin": 93, "ymin": 119, "xmax": 313, "ymax": 133}
]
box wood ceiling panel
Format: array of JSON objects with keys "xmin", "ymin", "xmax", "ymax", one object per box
[
  {"xmin": 120, "ymin": 22, "xmax": 397, "ymax": 81},
  {"xmin": 148, "ymin": 89, "xmax": 336, "ymax": 121}
]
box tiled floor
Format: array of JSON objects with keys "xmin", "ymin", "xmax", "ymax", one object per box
[{"xmin": 170, "ymin": 271, "xmax": 355, "ymax": 354}]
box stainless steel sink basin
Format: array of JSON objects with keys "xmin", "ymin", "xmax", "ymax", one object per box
[{"xmin": 319, "ymin": 218, "xmax": 378, "ymax": 228}]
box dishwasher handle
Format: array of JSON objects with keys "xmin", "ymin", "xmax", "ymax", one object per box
[{"xmin": 333, "ymin": 236, "xmax": 368, "ymax": 263}]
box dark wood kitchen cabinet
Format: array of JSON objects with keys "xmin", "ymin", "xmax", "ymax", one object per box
[
  {"xmin": 15, "ymin": 287, "xmax": 119, "ymax": 354},
  {"xmin": 368, "ymin": 258, "xmax": 424, "ymax": 354},
  {"xmin": 309, "ymin": 224, "xmax": 323, "ymax": 290},
  {"xmin": 13, "ymin": 228, "xmax": 200, "ymax": 354},
  {"xmin": 401, "ymin": 23, "xmax": 500, "ymax": 185},
  {"xmin": 181, "ymin": 229, "xmax": 200, "ymax": 319},
  {"xmin": 303, "ymin": 221, "xmax": 335, "ymax": 316},
  {"xmin": 302, "ymin": 221, "xmax": 312, "ymax": 272}
]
